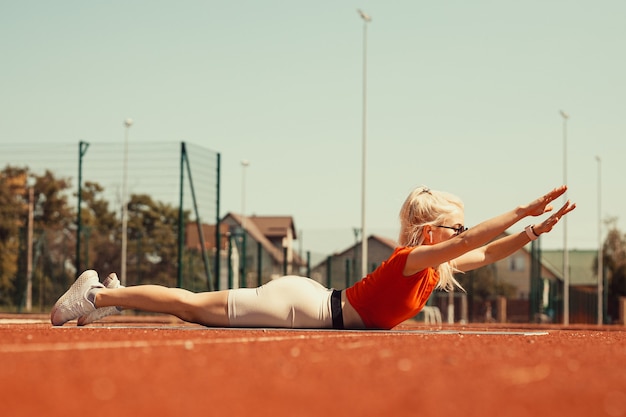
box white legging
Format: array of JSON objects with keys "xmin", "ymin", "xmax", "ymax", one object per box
[{"xmin": 227, "ymin": 276, "xmax": 334, "ymax": 328}]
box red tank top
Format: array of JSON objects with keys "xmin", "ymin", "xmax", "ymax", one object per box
[{"xmin": 345, "ymin": 246, "xmax": 439, "ymax": 329}]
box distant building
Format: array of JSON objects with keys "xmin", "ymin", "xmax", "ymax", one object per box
[
  {"xmin": 186, "ymin": 213, "xmax": 305, "ymax": 290},
  {"xmin": 541, "ymin": 248, "xmax": 600, "ymax": 324},
  {"xmin": 541, "ymin": 249, "xmax": 599, "ymax": 287},
  {"xmin": 186, "ymin": 217, "xmax": 601, "ymax": 323},
  {"xmin": 310, "ymin": 235, "xmax": 397, "ymax": 290},
  {"xmin": 310, "ymin": 232, "xmax": 600, "ymax": 324}
]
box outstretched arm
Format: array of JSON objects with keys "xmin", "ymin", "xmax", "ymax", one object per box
[
  {"xmin": 404, "ymin": 185, "xmax": 575, "ymax": 275},
  {"xmin": 454, "ymin": 199, "xmax": 576, "ymax": 272}
]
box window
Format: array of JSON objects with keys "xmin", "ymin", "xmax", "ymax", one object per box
[{"xmin": 509, "ymin": 255, "xmax": 526, "ymax": 271}]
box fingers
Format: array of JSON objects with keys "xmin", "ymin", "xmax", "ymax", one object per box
[
  {"xmin": 529, "ymin": 186, "xmax": 567, "ymax": 217},
  {"xmin": 548, "ymin": 185, "xmax": 567, "ymax": 200},
  {"xmin": 535, "ymin": 200, "xmax": 576, "ymax": 235},
  {"xmin": 556, "ymin": 200, "xmax": 576, "ymax": 215},
  {"xmin": 543, "ymin": 186, "xmax": 567, "ymax": 205},
  {"xmin": 549, "ymin": 201, "xmax": 575, "ymax": 223}
]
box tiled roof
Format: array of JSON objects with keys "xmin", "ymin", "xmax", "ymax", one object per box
[
  {"xmin": 541, "ymin": 249, "xmax": 599, "ymax": 286},
  {"xmin": 334, "ymin": 234, "xmax": 398, "ymax": 257},
  {"xmin": 247, "ymin": 215, "xmax": 297, "ymax": 239},
  {"xmin": 222, "ymin": 213, "xmax": 304, "ymax": 266}
]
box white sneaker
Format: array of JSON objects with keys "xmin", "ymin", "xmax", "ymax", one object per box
[
  {"xmin": 50, "ymin": 270, "xmax": 103, "ymax": 326},
  {"xmin": 77, "ymin": 273, "xmax": 124, "ymax": 326}
]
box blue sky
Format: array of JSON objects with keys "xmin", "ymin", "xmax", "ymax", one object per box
[{"xmin": 2, "ymin": 1, "xmax": 625, "ymax": 256}]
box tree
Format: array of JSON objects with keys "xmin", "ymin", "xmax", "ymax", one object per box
[
  {"xmin": 0, "ymin": 167, "xmax": 27, "ymax": 305},
  {"xmin": 77, "ymin": 181, "xmax": 121, "ymax": 276},
  {"xmin": 600, "ymin": 218, "xmax": 626, "ymax": 323},
  {"xmin": 456, "ymin": 264, "xmax": 517, "ymax": 322},
  {"xmin": 80, "ymin": 181, "xmax": 118, "ymax": 233},
  {"xmin": 35, "ymin": 170, "xmax": 74, "ymax": 228},
  {"xmin": 0, "ymin": 164, "xmax": 198, "ymax": 310},
  {"xmin": 33, "ymin": 170, "xmax": 76, "ymax": 301},
  {"xmin": 0, "ymin": 166, "xmax": 76, "ymax": 309},
  {"xmin": 125, "ymin": 194, "xmax": 190, "ymax": 287},
  {"xmin": 72, "ymin": 187, "xmax": 196, "ymax": 290}
]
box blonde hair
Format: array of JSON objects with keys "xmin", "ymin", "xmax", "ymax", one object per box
[{"xmin": 398, "ymin": 186, "xmax": 465, "ymax": 292}]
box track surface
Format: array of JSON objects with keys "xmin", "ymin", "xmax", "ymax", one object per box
[{"xmin": 1, "ymin": 314, "xmax": 625, "ymax": 417}]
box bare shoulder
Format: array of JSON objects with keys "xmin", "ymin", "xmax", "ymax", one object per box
[{"xmin": 403, "ymin": 246, "xmax": 432, "ymax": 276}]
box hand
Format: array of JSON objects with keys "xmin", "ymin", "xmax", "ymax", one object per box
[
  {"xmin": 533, "ymin": 200, "xmax": 577, "ymax": 235},
  {"xmin": 524, "ymin": 185, "xmax": 568, "ymax": 217}
]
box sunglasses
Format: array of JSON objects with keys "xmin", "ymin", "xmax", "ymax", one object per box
[{"xmin": 436, "ymin": 225, "xmax": 468, "ymax": 236}]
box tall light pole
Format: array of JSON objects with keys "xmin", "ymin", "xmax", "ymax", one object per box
[
  {"xmin": 596, "ymin": 155, "xmax": 603, "ymax": 325},
  {"xmin": 121, "ymin": 118, "xmax": 133, "ymax": 287},
  {"xmin": 26, "ymin": 177, "xmax": 35, "ymax": 312},
  {"xmin": 559, "ymin": 110, "xmax": 569, "ymax": 325},
  {"xmin": 241, "ymin": 159, "xmax": 250, "ymax": 231},
  {"xmin": 240, "ymin": 159, "xmax": 250, "ymax": 288},
  {"xmin": 357, "ymin": 9, "xmax": 371, "ymax": 278}
]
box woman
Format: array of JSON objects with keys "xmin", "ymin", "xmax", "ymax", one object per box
[{"xmin": 51, "ymin": 185, "xmax": 575, "ymax": 330}]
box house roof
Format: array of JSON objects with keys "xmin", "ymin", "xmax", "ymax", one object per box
[
  {"xmin": 221, "ymin": 213, "xmax": 304, "ymax": 266},
  {"xmin": 314, "ymin": 231, "xmax": 598, "ymax": 286},
  {"xmin": 247, "ymin": 215, "xmax": 297, "ymax": 240},
  {"xmin": 541, "ymin": 249, "xmax": 599, "ymax": 286},
  {"xmin": 308, "ymin": 234, "xmax": 398, "ymax": 271},
  {"xmin": 185, "ymin": 222, "xmax": 230, "ymax": 250},
  {"xmin": 332, "ymin": 234, "xmax": 397, "ymax": 258}
]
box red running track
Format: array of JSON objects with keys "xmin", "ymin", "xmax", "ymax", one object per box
[{"xmin": 1, "ymin": 314, "xmax": 625, "ymax": 417}]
